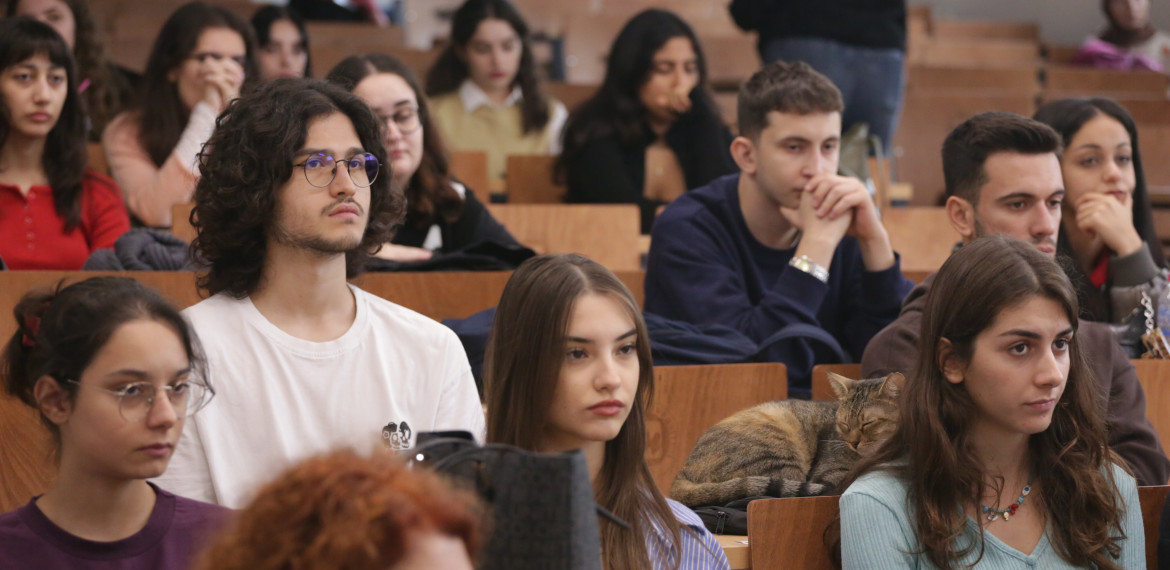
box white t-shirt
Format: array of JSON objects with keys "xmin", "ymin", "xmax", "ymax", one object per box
[{"xmin": 154, "ymin": 285, "xmax": 485, "ymax": 508}]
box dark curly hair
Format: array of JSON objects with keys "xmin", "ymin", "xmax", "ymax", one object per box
[{"xmin": 191, "ymin": 78, "xmax": 405, "ymax": 298}]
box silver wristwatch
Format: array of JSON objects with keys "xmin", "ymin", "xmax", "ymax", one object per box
[{"xmin": 789, "ymin": 255, "xmax": 829, "ymax": 283}]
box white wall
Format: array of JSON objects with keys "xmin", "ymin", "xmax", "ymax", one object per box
[{"xmin": 915, "ymin": 0, "xmax": 1170, "ymax": 46}]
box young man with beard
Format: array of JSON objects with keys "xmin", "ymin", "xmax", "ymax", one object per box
[
  {"xmin": 154, "ymin": 79, "xmax": 485, "ymax": 507},
  {"xmin": 861, "ymin": 111, "xmax": 1170, "ymax": 485},
  {"xmin": 645, "ymin": 61, "xmax": 914, "ymax": 389}
]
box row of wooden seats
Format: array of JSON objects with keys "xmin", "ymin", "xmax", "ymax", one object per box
[{"xmin": 169, "ymin": 201, "xmax": 643, "ymax": 272}]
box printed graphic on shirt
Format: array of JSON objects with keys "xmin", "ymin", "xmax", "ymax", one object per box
[{"xmin": 382, "ymin": 420, "xmax": 412, "ymax": 450}]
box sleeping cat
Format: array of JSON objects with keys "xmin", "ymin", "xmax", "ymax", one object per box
[{"xmin": 671, "ymin": 372, "xmax": 903, "ymax": 508}]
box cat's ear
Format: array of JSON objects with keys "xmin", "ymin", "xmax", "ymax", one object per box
[
  {"xmin": 879, "ymin": 372, "xmax": 905, "ymax": 399},
  {"xmin": 937, "ymin": 338, "xmax": 965, "ymax": 384},
  {"xmin": 827, "ymin": 372, "xmax": 856, "ymax": 399}
]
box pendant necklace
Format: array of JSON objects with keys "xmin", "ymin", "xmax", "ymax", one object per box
[{"xmin": 981, "ymin": 476, "xmax": 1033, "ymax": 521}]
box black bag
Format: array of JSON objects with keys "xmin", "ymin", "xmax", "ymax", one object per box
[
  {"xmin": 691, "ymin": 496, "xmax": 771, "ymax": 535},
  {"xmin": 411, "ymin": 432, "xmax": 621, "ymax": 570}
]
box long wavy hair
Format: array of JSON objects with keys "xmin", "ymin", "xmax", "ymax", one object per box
[
  {"xmin": 191, "ymin": 78, "xmax": 404, "ymax": 298},
  {"xmin": 831, "ymin": 235, "xmax": 1127, "ymax": 569},
  {"xmin": 2, "ymin": 276, "xmax": 210, "ymax": 446},
  {"xmin": 250, "ymin": 4, "xmax": 312, "ymax": 78},
  {"xmin": 5, "ymin": 0, "xmax": 131, "ymax": 136},
  {"xmin": 194, "ymin": 449, "xmax": 482, "ymax": 570},
  {"xmin": 1033, "ymin": 97, "xmax": 1166, "ymax": 321},
  {"xmin": 424, "ymin": 0, "xmax": 550, "ymax": 134},
  {"xmin": 135, "ymin": 2, "xmax": 258, "ymax": 167},
  {"xmin": 555, "ymin": 10, "xmax": 723, "ymax": 180},
  {"xmin": 0, "ymin": 17, "xmax": 87, "ymax": 230},
  {"xmin": 485, "ymin": 254, "xmax": 685, "ymax": 570},
  {"xmin": 327, "ymin": 53, "xmax": 463, "ymax": 228}
]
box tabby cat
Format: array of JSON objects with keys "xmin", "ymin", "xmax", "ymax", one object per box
[{"xmin": 671, "ymin": 372, "xmax": 903, "ymax": 508}]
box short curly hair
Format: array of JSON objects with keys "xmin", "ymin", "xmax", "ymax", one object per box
[
  {"xmin": 191, "ymin": 78, "xmax": 405, "ymax": 298},
  {"xmin": 192, "ymin": 449, "xmax": 483, "ymax": 570}
]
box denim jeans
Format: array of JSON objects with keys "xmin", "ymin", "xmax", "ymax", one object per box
[{"xmin": 762, "ymin": 37, "xmax": 905, "ymax": 153}]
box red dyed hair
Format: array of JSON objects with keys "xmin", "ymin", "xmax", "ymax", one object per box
[{"xmin": 194, "ymin": 449, "xmax": 483, "ymax": 570}]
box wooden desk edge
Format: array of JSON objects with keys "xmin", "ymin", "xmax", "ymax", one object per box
[{"xmin": 716, "ymin": 534, "xmax": 750, "ymax": 569}]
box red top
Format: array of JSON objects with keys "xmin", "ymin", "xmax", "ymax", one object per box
[{"xmin": 0, "ymin": 171, "xmax": 130, "ymax": 270}]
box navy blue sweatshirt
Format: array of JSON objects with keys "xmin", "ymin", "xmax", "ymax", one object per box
[{"xmin": 644, "ymin": 174, "xmax": 914, "ymax": 387}]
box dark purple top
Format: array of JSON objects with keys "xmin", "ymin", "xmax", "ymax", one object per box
[{"xmin": 0, "ymin": 483, "xmax": 230, "ymax": 569}]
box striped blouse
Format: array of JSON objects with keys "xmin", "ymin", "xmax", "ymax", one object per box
[{"xmin": 645, "ymin": 498, "xmax": 732, "ymax": 570}]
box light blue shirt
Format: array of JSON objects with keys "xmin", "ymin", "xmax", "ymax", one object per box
[
  {"xmin": 839, "ymin": 463, "xmax": 1144, "ymax": 569},
  {"xmin": 646, "ymin": 498, "xmax": 732, "ymax": 570}
]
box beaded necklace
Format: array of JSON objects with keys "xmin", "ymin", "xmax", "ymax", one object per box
[{"xmin": 980, "ymin": 476, "xmax": 1033, "ymax": 521}]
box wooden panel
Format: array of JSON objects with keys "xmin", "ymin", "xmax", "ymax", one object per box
[
  {"xmin": 906, "ymin": 65, "xmax": 1039, "ymax": 95},
  {"xmin": 1043, "ymin": 66, "xmax": 1170, "ymax": 96},
  {"xmin": 487, "ymin": 204, "xmax": 641, "ymax": 271},
  {"xmin": 704, "ymin": 33, "xmax": 760, "ymax": 91},
  {"xmin": 0, "ymin": 395, "xmax": 55, "ymax": 512},
  {"xmin": 931, "ymin": 19, "xmax": 1040, "ymax": 41},
  {"xmin": 313, "ymin": 44, "xmax": 439, "ymax": 80},
  {"xmin": 1140, "ymin": 485, "xmax": 1170, "ymax": 570},
  {"xmin": 86, "ymin": 141, "xmax": 109, "ymax": 175},
  {"xmin": 1142, "ymin": 125, "xmax": 1170, "ymax": 188},
  {"xmin": 894, "ymin": 92, "xmax": 1036, "ymax": 206},
  {"xmin": 1131, "ymin": 360, "xmax": 1170, "ymax": 459},
  {"xmin": 172, "ymin": 203, "xmax": 195, "ymax": 243},
  {"xmin": 647, "ymin": 363, "xmax": 787, "ymax": 493},
  {"xmin": 449, "ymin": 150, "xmax": 492, "ymax": 202},
  {"xmin": 810, "ymin": 364, "xmax": 862, "ymax": 401},
  {"xmin": 883, "ymin": 207, "xmax": 961, "ymax": 274},
  {"xmin": 562, "ymin": 14, "xmax": 625, "ymax": 85},
  {"xmin": 545, "ymin": 81, "xmax": 597, "ymax": 114},
  {"xmin": 504, "ymin": 155, "xmax": 564, "ymax": 203},
  {"xmin": 716, "ymin": 534, "xmax": 751, "ymax": 570},
  {"xmin": 1044, "ymin": 44, "xmax": 1081, "ymax": 65},
  {"xmin": 307, "ymin": 22, "xmax": 406, "ymax": 78},
  {"xmin": 911, "ymin": 38, "xmax": 1040, "ymax": 68},
  {"xmin": 748, "ymin": 495, "xmax": 839, "ymax": 570}
]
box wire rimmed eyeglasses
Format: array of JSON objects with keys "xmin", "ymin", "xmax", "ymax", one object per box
[
  {"xmin": 67, "ymin": 379, "xmax": 212, "ymax": 423},
  {"xmin": 377, "ymin": 105, "xmax": 423, "ymax": 135},
  {"xmin": 293, "ymin": 152, "xmax": 381, "ymax": 188}
]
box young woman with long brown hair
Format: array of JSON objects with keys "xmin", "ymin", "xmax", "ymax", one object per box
[
  {"xmin": 484, "ymin": 253, "xmax": 729, "ymax": 570},
  {"xmin": 838, "ymin": 235, "xmax": 1142, "ymax": 569}
]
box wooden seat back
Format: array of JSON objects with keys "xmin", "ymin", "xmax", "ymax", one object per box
[
  {"xmin": 1140, "ymin": 485, "xmax": 1170, "ymax": 570},
  {"xmin": 647, "ymin": 363, "xmax": 787, "ymax": 494},
  {"xmin": 86, "ymin": 142, "xmax": 109, "ymax": 175},
  {"xmin": 895, "ymin": 93, "xmax": 1036, "ymax": 206},
  {"xmin": 449, "ymin": 150, "xmax": 493, "ymax": 202},
  {"xmin": 1130, "ymin": 359, "xmax": 1170, "ymax": 454},
  {"xmin": 0, "ymin": 395, "xmax": 55, "ymax": 512},
  {"xmin": 747, "ymin": 495, "xmax": 840, "ymax": 570},
  {"xmin": 810, "ymin": 364, "xmax": 862, "ymax": 401},
  {"xmin": 1043, "ymin": 66, "xmax": 1170, "ymax": 97},
  {"xmin": 883, "ymin": 207, "xmax": 960, "ymax": 274},
  {"xmin": 545, "ymin": 81, "xmax": 597, "ymax": 113},
  {"xmin": 306, "ymin": 22, "xmax": 405, "ymax": 77},
  {"xmin": 1141, "ymin": 125, "xmax": 1170, "ymax": 188},
  {"xmin": 487, "ymin": 204, "xmax": 641, "ymax": 271},
  {"xmin": 504, "ymin": 155, "xmax": 564, "ymax": 203}
]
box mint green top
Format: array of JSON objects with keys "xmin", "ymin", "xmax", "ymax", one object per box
[{"xmin": 839, "ymin": 463, "xmax": 1144, "ymax": 569}]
